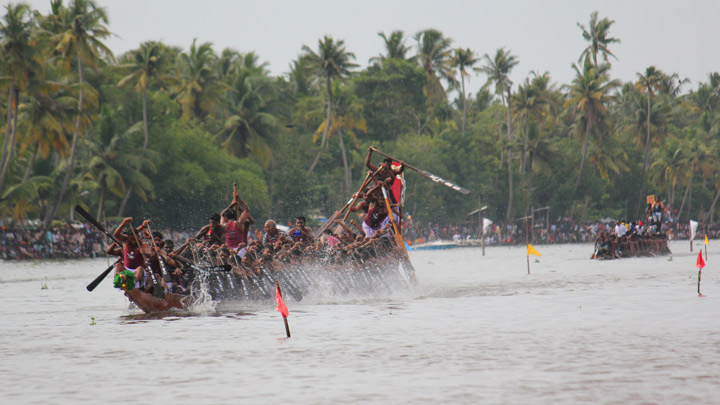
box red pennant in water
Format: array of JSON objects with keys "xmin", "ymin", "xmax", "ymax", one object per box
[
  {"xmin": 696, "ymin": 252, "xmax": 705, "ymax": 269},
  {"xmin": 275, "ymin": 286, "xmax": 289, "ymax": 317}
]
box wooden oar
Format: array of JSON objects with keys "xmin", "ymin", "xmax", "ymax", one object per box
[
  {"xmin": 369, "ymin": 147, "xmax": 470, "ymax": 194},
  {"xmin": 74, "ymin": 205, "xmax": 121, "ymax": 245},
  {"xmin": 381, "ymin": 187, "xmax": 418, "ymax": 284},
  {"xmin": 74, "ymin": 205, "xmax": 125, "ymax": 291},
  {"xmin": 315, "ymin": 170, "xmax": 376, "ymax": 238},
  {"xmin": 86, "ymin": 259, "xmax": 121, "ymax": 292},
  {"xmin": 173, "ymin": 255, "xmax": 231, "ymax": 272},
  {"xmin": 146, "ymin": 225, "xmax": 172, "ymax": 283},
  {"xmin": 341, "ymin": 171, "xmax": 373, "ymax": 223}
]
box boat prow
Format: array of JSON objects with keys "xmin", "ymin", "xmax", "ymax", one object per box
[{"xmin": 125, "ymin": 289, "xmax": 191, "ymax": 313}]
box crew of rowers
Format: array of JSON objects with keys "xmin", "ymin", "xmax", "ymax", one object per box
[
  {"xmin": 593, "ymin": 198, "xmax": 670, "ymax": 259},
  {"xmin": 109, "ymin": 147, "xmax": 414, "ymax": 297}
]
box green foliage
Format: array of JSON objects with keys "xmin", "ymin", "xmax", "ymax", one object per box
[
  {"xmin": 3, "ymin": 5, "xmax": 720, "ymax": 232},
  {"xmin": 353, "ymin": 59, "xmax": 426, "ymax": 139}
]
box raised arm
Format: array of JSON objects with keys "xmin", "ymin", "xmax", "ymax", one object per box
[
  {"xmin": 365, "ymin": 146, "xmax": 379, "ymax": 172},
  {"xmin": 112, "ymin": 217, "xmax": 132, "ymax": 244},
  {"xmin": 237, "ymin": 195, "xmax": 254, "ymax": 225}
]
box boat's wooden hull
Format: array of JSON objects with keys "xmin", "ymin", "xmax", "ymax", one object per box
[{"xmin": 126, "ymin": 289, "xmax": 191, "ymax": 313}]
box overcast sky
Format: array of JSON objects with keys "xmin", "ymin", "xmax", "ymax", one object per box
[{"xmin": 21, "ymin": 0, "xmax": 720, "ymax": 95}]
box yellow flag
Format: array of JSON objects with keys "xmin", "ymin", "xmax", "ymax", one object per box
[
  {"xmin": 705, "ymin": 235, "xmax": 709, "ymax": 245},
  {"xmin": 527, "ymin": 244, "xmax": 542, "ymax": 257}
]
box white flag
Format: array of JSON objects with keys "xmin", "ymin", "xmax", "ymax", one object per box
[
  {"xmin": 483, "ymin": 218, "xmax": 493, "ymax": 231},
  {"xmin": 690, "ymin": 220, "xmax": 698, "ymax": 240}
]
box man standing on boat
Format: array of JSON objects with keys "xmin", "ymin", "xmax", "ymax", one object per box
[
  {"xmin": 221, "ymin": 190, "xmax": 254, "ymax": 256},
  {"xmin": 365, "ymin": 146, "xmax": 405, "ymax": 204}
]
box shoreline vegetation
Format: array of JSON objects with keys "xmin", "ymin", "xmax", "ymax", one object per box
[{"xmin": 1, "ymin": 2, "xmax": 720, "ymax": 238}]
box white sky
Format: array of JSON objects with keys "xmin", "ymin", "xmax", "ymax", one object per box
[{"xmin": 20, "ymin": 0, "xmax": 720, "ymax": 95}]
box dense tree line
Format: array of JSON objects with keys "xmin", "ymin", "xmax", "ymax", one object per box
[{"xmin": 1, "ymin": 2, "xmax": 719, "ymax": 231}]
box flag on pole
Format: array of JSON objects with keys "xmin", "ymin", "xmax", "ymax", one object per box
[
  {"xmin": 690, "ymin": 220, "xmax": 699, "ymax": 240},
  {"xmin": 275, "ymin": 285, "xmax": 289, "ymax": 317},
  {"xmin": 696, "ymin": 252, "xmax": 705, "ymax": 269},
  {"xmin": 705, "ymin": 235, "xmax": 709, "ymax": 245},
  {"xmin": 483, "ymin": 218, "xmax": 493, "ymax": 231},
  {"xmin": 527, "ymin": 244, "xmax": 542, "ymax": 257}
]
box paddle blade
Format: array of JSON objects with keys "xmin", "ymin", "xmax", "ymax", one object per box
[
  {"xmin": 418, "ymin": 170, "xmax": 471, "ymax": 194},
  {"xmin": 696, "ymin": 252, "xmax": 705, "ymax": 269},
  {"xmin": 87, "ymin": 262, "xmax": 117, "ymax": 292}
]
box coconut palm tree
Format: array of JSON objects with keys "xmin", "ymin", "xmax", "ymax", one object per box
[
  {"xmin": 0, "ymin": 2, "xmax": 41, "ymax": 195},
  {"xmin": 577, "ymin": 11, "xmax": 620, "ymax": 67},
  {"xmin": 649, "ymin": 136, "xmax": 684, "ymax": 207},
  {"xmin": 216, "ymin": 53, "xmax": 278, "ymax": 168},
  {"xmin": 302, "ymin": 35, "xmax": 357, "ymax": 174},
  {"xmin": 477, "ymin": 47, "xmax": 519, "ymax": 221},
  {"xmin": 82, "ymin": 106, "xmax": 156, "ymax": 220},
  {"xmin": 118, "ymin": 41, "xmax": 169, "ymax": 148},
  {"xmin": 413, "ymin": 29, "xmax": 454, "ymax": 102},
  {"xmin": 512, "ymin": 71, "xmax": 556, "ymax": 202},
  {"xmin": 310, "ymin": 83, "xmax": 366, "ymax": 194},
  {"xmin": 175, "ymin": 39, "xmax": 223, "ymax": 121},
  {"xmin": 40, "ymin": 0, "xmax": 113, "ymax": 228},
  {"xmin": 17, "ymin": 77, "xmax": 75, "ymax": 183},
  {"xmin": 451, "ymin": 47, "xmax": 479, "ymax": 137},
  {"xmin": 634, "ymin": 66, "xmax": 667, "ymax": 213},
  {"xmin": 564, "ymin": 57, "xmax": 620, "ymax": 200},
  {"xmin": 372, "ymin": 30, "xmax": 412, "ymax": 63}
]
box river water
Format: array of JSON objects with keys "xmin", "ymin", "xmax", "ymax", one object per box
[{"xmin": 1, "ymin": 240, "xmax": 719, "ymax": 404}]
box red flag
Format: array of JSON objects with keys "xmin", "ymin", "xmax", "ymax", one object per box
[
  {"xmin": 275, "ymin": 286, "xmax": 289, "ymax": 317},
  {"xmin": 696, "ymin": 252, "xmax": 705, "ymax": 269}
]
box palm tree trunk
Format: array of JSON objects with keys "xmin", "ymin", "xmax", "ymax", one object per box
[
  {"xmin": 96, "ymin": 186, "xmax": 105, "ymax": 220},
  {"xmin": 636, "ymin": 92, "xmax": 652, "ymax": 216},
  {"xmin": 505, "ymin": 90, "xmax": 514, "ymax": 222},
  {"xmin": 0, "ymin": 85, "xmax": 16, "ymax": 184},
  {"xmin": 461, "ymin": 75, "xmax": 467, "ymax": 137},
  {"xmin": 0, "ymin": 85, "xmax": 18, "ymax": 194},
  {"xmin": 307, "ymin": 76, "xmax": 333, "ymax": 175},
  {"xmin": 118, "ymin": 185, "xmax": 132, "ymax": 217},
  {"xmin": 337, "ymin": 130, "xmax": 350, "ymax": 196},
  {"xmin": 677, "ymin": 175, "xmax": 692, "ymax": 222},
  {"xmin": 572, "ymin": 116, "xmax": 592, "ymax": 200},
  {"xmin": 44, "ymin": 57, "xmax": 84, "ymax": 228},
  {"xmin": 142, "ymin": 87, "xmax": 149, "ymax": 149},
  {"xmin": 708, "ymin": 186, "xmax": 720, "ymax": 223},
  {"xmin": 22, "ymin": 146, "xmax": 38, "ymax": 183}
]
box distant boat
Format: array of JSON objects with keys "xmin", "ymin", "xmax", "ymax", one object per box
[{"xmin": 411, "ymin": 240, "xmax": 457, "ymax": 250}]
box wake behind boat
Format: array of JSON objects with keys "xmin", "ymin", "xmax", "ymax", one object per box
[{"xmin": 411, "ymin": 240, "xmax": 457, "ymax": 250}]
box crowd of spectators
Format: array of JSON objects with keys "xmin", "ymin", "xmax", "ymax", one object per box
[
  {"xmin": 404, "ymin": 206, "xmax": 720, "ymax": 246},
  {"xmin": 0, "ymin": 221, "xmax": 191, "ymax": 261},
  {"xmin": 3, "ymin": 203, "xmax": 719, "ymax": 260}
]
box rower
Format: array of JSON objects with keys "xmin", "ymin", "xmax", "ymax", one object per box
[
  {"xmin": 196, "ymin": 213, "xmax": 225, "ymax": 246},
  {"xmin": 221, "ymin": 190, "xmax": 254, "ymax": 256},
  {"xmin": 288, "ymin": 216, "xmax": 314, "ymax": 246}
]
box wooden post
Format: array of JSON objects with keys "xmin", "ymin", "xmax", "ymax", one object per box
[
  {"xmin": 527, "ymin": 254, "xmax": 531, "ymax": 275},
  {"xmin": 480, "ymin": 213, "xmax": 485, "ymax": 256},
  {"xmin": 531, "ymin": 207, "xmax": 535, "ymax": 244},
  {"xmin": 545, "ymin": 207, "xmax": 550, "ymax": 244}
]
